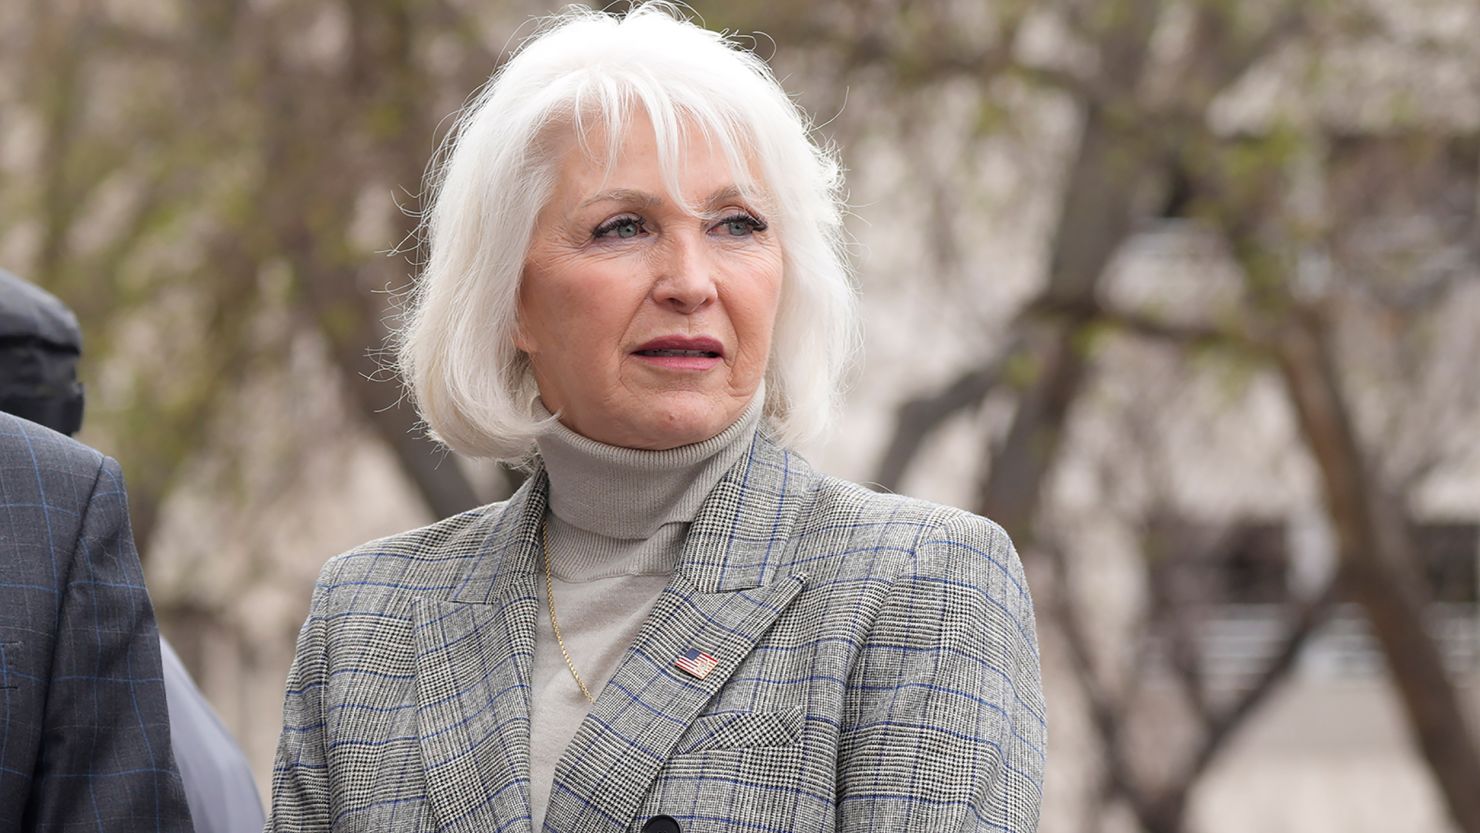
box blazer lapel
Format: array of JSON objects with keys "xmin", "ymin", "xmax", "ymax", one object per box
[
  {"xmin": 543, "ymin": 433, "xmax": 818, "ymax": 832},
  {"xmin": 414, "ymin": 471, "xmax": 549, "ymax": 833},
  {"xmin": 542, "ymin": 575, "xmax": 807, "ymax": 832}
]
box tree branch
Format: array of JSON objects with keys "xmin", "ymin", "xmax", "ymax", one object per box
[
  {"xmin": 1185, "ymin": 567, "xmax": 1345, "ymax": 781},
  {"xmin": 1045, "ymin": 540, "xmax": 1163, "ymax": 826},
  {"xmin": 1025, "ymin": 296, "xmax": 1265, "ymax": 356},
  {"xmin": 870, "ymin": 343, "xmax": 1015, "ymax": 491}
]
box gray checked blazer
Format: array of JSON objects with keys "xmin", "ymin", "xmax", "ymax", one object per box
[
  {"xmin": 268, "ymin": 431, "xmax": 1045, "ymax": 833},
  {"xmin": 0, "ymin": 411, "xmax": 193, "ymax": 832}
]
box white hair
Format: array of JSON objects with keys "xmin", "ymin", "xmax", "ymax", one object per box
[{"xmin": 398, "ymin": 2, "xmax": 859, "ymax": 461}]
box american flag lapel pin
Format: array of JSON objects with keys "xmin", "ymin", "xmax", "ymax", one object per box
[{"xmin": 675, "ymin": 647, "xmax": 719, "ymax": 681}]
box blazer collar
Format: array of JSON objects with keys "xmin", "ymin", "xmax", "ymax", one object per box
[
  {"xmin": 441, "ymin": 464, "xmax": 545, "ymax": 606},
  {"xmin": 671, "ymin": 428, "xmax": 819, "ymax": 593},
  {"xmin": 443, "ymin": 428, "xmax": 819, "ymax": 604}
]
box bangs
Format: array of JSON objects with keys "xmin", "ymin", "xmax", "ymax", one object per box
[{"xmin": 539, "ymin": 69, "xmax": 774, "ymax": 220}]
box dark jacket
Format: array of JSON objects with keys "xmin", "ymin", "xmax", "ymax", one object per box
[{"xmin": 0, "ymin": 411, "xmax": 194, "ymax": 832}]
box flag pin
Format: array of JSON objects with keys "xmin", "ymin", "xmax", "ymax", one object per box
[{"xmin": 674, "ymin": 648, "xmax": 719, "ymax": 680}]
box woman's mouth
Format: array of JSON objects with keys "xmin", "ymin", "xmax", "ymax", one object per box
[
  {"xmin": 632, "ymin": 337, "xmax": 725, "ymax": 371},
  {"xmin": 636, "ymin": 348, "xmax": 718, "ymax": 357}
]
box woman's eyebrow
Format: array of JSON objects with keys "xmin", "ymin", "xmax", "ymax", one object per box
[
  {"xmin": 578, "ymin": 188, "xmax": 662, "ymax": 209},
  {"xmin": 578, "ymin": 185, "xmax": 749, "ymax": 212},
  {"xmin": 700, "ymin": 186, "xmax": 746, "ymax": 212}
]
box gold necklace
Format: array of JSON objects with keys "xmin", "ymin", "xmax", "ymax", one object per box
[{"xmin": 541, "ymin": 518, "xmax": 596, "ymax": 704}]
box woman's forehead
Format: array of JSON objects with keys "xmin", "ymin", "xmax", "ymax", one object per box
[{"xmin": 547, "ymin": 115, "xmax": 771, "ymax": 212}]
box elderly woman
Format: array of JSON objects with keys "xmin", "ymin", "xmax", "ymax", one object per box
[{"xmin": 268, "ymin": 6, "xmax": 1045, "ymax": 833}]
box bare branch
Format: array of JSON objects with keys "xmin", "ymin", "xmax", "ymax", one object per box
[
  {"xmin": 1007, "ymin": 62, "xmax": 1100, "ymax": 100},
  {"xmin": 1144, "ymin": 557, "xmax": 1215, "ymax": 725},
  {"xmin": 1044, "ymin": 541, "xmax": 1162, "ymax": 825},
  {"xmin": 1026, "ymin": 296, "xmax": 1266, "ymax": 356},
  {"xmin": 81, "ymin": 171, "xmax": 181, "ymax": 283},
  {"xmin": 1186, "ymin": 568, "xmax": 1345, "ymax": 781},
  {"xmin": 870, "ymin": 341, "xmax": 1016, "ymax": 491}
]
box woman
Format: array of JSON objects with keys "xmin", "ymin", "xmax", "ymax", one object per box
[{"xmin": 268, "ymin": 6, "xmax": 1045, "ymax": 833}]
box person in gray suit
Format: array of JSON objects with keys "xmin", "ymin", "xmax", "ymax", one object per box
[
  {"xmin": 0, "ymin": 291, "xmax": 193, "ymax": 828},
  {"xmin": 1, "ymin": 267, "xmax": 264, "ymax": 833},
  {"xmin": 268, "ymin": 6, "xmax": 1045, "ymax": 832}
]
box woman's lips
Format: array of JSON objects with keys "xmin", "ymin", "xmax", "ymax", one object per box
[
  {"xmin": 632, "ymin": 337, "xmax": 724, "ymax": 371},
  {"xmin": 633, "ymin": 352, "xmax": 725, "ymax": 371}
]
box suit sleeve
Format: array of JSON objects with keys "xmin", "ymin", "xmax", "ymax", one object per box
[
  {"xmin": 265, "ymin": 580, "xmax": 332, "ymax": 832},
  {"xmin": 30, "ymin": 455, "xmax": 194, "ymax": 832},
  {"xmin": 836, "ymin": 513, "xmax": 1046, "ymax": 832}
]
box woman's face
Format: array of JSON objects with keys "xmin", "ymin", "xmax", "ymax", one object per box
[{"xmin": 517, "ymin": 118, "xmax": 783, "ymax": 450}]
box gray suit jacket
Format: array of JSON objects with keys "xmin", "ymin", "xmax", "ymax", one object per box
[
  {"xmin": 0, "ymin": 411, "xmax": 193, "ymax": 832},
  {"xmin": 268, "ymin": 432, "xmax": 1045, "ymax": 832}
]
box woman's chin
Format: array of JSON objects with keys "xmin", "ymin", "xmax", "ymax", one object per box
[
  {"xmin": 621, "ymin": 397, "xmax": 745, "ymax": 450},
  {"xmin": 625, "ymin": 419, "xmax": 724, "ymax": 451}
]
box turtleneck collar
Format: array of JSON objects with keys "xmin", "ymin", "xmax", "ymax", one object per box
[{"xmin": 534, "ymin": 391, "xmax": 765, "ymax": 540}]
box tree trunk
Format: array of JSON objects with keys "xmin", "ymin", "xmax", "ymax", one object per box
[
  {"xmin": 1273, "ymin": 307, "xmax": 1480, "ymax": 833},
  {"xmin": 296, "ymin": 262, "xmax": 485, "ymax": 521},
  {"xmin": 256, "ymin": 3, "xmax": 484, "ymax": 522},
  {"xmin": 975, "ymin": 100, "xmax": 1153, "ymax": 540}
]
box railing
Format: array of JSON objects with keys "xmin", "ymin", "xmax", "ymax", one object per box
[{"xmin": 1160, "ymin": 603, "xmax": 1479, "ymax": 693}]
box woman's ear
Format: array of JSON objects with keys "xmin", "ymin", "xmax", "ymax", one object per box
[
  {"xmin": 512, "ymin": 317, "xmax": 532, "ymax": 353},
  {"xmin": 512, "ymin": 325, "xmax": 537, "ymax": 355},
  {"xmin": 511, "ymin": 279, "xmax": 535, "ymax": 353}
]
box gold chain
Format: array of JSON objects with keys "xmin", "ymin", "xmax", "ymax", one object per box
[{"xmin": 542, "ymin": 518, "xmax": 596, "ymax": 704}]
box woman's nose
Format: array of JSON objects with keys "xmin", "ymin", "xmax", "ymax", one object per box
[{"xmin": 651, "ymin": 233, "xmax": 718, "ymax": 314}]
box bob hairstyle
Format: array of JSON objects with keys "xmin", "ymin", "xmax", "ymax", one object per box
[{"xmin": 398, "ymin": 2, "xmax": 858, "ymax": 461}]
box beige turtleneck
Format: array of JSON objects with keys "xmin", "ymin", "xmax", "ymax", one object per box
[{"xmin": 528, "ymin": 394, "xmax": 763, "ymax": 829}]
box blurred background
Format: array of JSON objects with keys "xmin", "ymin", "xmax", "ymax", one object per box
[{"xmin": 3, "ymin": 0, "xmax": 1479, "ymax": 830}]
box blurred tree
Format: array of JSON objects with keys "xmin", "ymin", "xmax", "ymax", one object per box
[
  {"xmin": 0, "ymin": 0, "xmax": 550, "ymax": 549},
  {"xmin": 1204, "ymin": 131, "xmax": 1480, "ymax": 833}
]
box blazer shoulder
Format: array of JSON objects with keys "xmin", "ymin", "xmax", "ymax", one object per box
[
  {"xmin": 811, "ymin": 474, "xmax": 979, "ymax": 523},
  {"xmin": 311, "ymin": 500, "xmax": 511, "ymax": 608},
  {"xmin": 0, "ymin": 413, "xmax": 123, "ymax": 574},
  {"xmin": 0, "ymin": 411, "xmax": 108, "ymax": 491},
  {"xmin": 808, "ymin": 474, "xmax": 1022, "ymax": 587}
]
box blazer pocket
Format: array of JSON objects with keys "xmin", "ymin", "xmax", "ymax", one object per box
[
  {"xmin": 1, "ymin": 642, "xmax": 20, "ymax": 689},
  {"xmin": 671, "ymin": 705, "xmax": 804, "ymax": 756}
]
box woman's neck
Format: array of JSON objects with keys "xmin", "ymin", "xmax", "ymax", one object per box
[{"xmin": 534, "ymin": 393, "xmax": 764, "ymax": 540}]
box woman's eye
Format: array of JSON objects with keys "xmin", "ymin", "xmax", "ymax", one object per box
[
  {"xmin": 716, "ymin": 213, "xmax": 766, "ymax": 237},
  {"xmin": 594, "ymin": 217, "xmax": 645, "ymax": 239}
]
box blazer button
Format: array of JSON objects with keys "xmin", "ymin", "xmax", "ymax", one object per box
[{"xmin": 642, "ymin": 815, "xmax": 681, "ymax": 833}]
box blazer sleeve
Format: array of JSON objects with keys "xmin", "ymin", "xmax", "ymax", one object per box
[
  {"xmin": 30, "ymin": 456, "xmax": 194, "ymax": 832},
  {"xmin": 836, "ymin": 513, "xmax": 1046, "ymax": 833},
  {"xmin": 265, "ymin": 580, "xmax": 333, "ymax": 833}
]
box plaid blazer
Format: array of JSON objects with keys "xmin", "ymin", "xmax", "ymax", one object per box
[
  {"xmin": 268, "ymin": 431, "xmax": 1045, "ymax": 833},
  {"xmin": 0, "ymin": 412, "xmax": 193, "ymax": 832}
]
